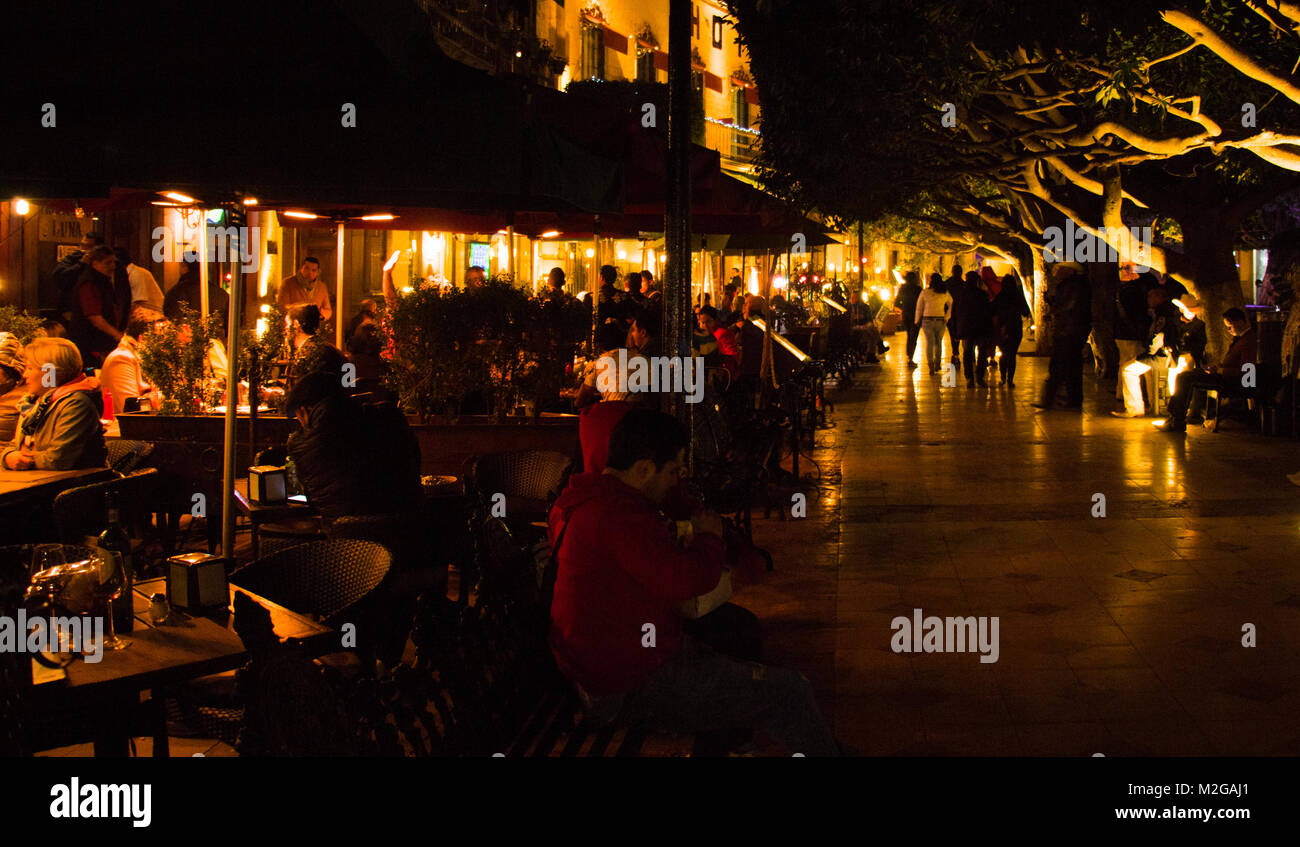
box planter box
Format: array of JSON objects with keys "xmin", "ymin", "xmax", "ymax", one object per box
[{"xmin": 115, "ymin": 412, "xmax": 582, "ymax": 478}]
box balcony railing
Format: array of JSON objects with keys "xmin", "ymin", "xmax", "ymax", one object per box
[{"xmin": 704, "ymin": 118, "xmax": 761, "ymax": 173}]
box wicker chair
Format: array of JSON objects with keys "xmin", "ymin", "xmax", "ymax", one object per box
[
  {"xmin": 228, "ymin": 539, "xmax": 392, "ymax": 627},
  {"xmin": 51, "ymin": 468, "xmax": 160, "ymax": 544},
  {"xmin": 467, "ymin": 450, "xmax": 574, "ymax": 516},
  {"xmin": 106, "ymin": 439, "xmax": 154, "ymax": 475}
]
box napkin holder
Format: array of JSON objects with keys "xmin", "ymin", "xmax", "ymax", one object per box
[
  {"xmin": 167, "ymin": 552, "xmax": 230, "ymax": 611},
  {"xmin": 249, "ymin": 465, "xmax": 288, "ymax": 504}
]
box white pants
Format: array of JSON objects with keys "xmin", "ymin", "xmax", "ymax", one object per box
[
  {"xmin": 1120, "ymin": 358, "xmax": 1149, "ymax": 415},
  {"xmin": 1115, "ymin": 340, "xmax": 1141, "ymax": 401}
]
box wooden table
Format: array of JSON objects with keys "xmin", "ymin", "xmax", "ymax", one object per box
[
  {"xmin": 30, "ymin": 578, "xmax": 334, "ymax": 756},
  {"xmin": 0, "ymin": 467, "xmax": 113, "ymax": 502},
  {"xmin": 233, "ymin": 477, "xmax": 320, "ymax": 559},
  {"xmin": 0, "ymin": 467, "xmax": 115, "ymax": 545}
]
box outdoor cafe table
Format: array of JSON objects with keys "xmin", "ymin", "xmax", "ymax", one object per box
[
  {"xmin": 0, "ymin": 467, "xmax": 113, "ymax": 505},
  {"xmin": 29, "ymin": 577, "xmax": 335, "ymax": 756},
  {"xmin": 0, "ymin": 467, "xmax": 115, "ymax": 546}
]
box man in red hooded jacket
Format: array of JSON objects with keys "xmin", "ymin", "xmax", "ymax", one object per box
[{"xmin": 548, "ymin": 409, "xmax": 839, "ymax": 755}]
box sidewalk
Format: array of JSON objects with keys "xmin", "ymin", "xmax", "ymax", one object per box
[{"xmin": 744, "ymin": 346, "xmax": 1300, "ymax": 755}]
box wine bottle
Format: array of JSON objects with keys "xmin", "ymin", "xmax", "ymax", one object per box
[{"xmin": 97, "ymin": 492, "xmax": 134, "ymax": 635}]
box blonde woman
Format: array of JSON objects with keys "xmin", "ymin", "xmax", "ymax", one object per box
[{"xmin": 1, "ymin": 337, "xmax": 107, "ymax": 471}]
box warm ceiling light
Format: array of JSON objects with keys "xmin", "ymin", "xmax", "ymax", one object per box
[
  {"xmin": 243, "ymin": 197, "xmax": 259, "ymax": 206},
  {"xmin": 150, "ymin": 201, "xmax": 179, "ymax": 206},
  {"xmin": 164, "ymin": 191, "xmax": 197, "ymax": 204},
  {"xmin": 585, "ymin": 248, "xmax": 595, "ymax": 258},
  {"xmin": 283, "ymin": 211, "xmax": 320, "ymax": 219},
  {"xmin": 540, "ymin": 230, "xmax": 560, "ymax": 238},
  {"xmin": 360, "ymin": 213, "xmax": 395, "ymax": 221},
  {"xmin": 14, "ymin": 199, "xmax": 30, "ymax": 215}
]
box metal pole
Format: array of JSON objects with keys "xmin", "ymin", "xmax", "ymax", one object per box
[
  {"xmin": 221, "ymin": 231, "xmax": 245, "ymax": 559},
  {"xmin": 335, "ymin": 222, "xmax": 346, "ymax": 349},
  {"xmin": 666, "ymin": 0, "xmax": 692, "ymax": 439},
  {"xmin": 199, "ymin": 212, "xmax": 210, "ymax": 318}
]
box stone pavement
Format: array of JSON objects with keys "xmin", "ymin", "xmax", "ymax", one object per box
[{"xmin": 742, "ymin": 344, "xmax": 1300, "ymax": 755}]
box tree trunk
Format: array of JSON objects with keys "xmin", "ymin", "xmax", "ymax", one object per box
[
  {"xmin": 1028, "ymin": 249, "xmax": 1049, "ymax": 353},
  {"xmin": 1173, "ymin": 216, "xmax": 1244, "ymax": 364}
]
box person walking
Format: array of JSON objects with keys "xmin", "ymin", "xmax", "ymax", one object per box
[
  {"xmin": 991, "ymin": 272, "xmax": 1030, "ymax": 387},
  {"xmin": 894, "ymin": 270, "xmax": 924, "ymax": 369},
  {"xmin": 944, "ymin": 265, "xmax": 965, "ymax": 368},
  {"xmin": 915, "ymin": 273, "xmax": 953, "ymax": 375},
  {"xmin": 950, "ymin": 270, "xmax": 992, "ymax": 386},
  {"xmin": 1034, "ymin": 262, "xmax": 1092, "ymax": 411}
]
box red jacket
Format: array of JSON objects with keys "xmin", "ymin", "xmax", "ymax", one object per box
[{"xmin": 548, "ymin": 471, "xmax": 725, "ymax": 697}]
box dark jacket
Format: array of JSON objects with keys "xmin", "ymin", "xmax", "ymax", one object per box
[
  {"xmin": 548, "ymin": 471, "xmax": 724, "ymax": 697},
  {"xmin": 1219, "ymin": 327, "xmax": 1257, "ymax": 375},
  {"xmin": 1147, "ymin": 302, "xmax": 1183, "ymax": 355},
  {"xmin": 287, "ymin": 395, "xmax": 420, "ymax": 519},
  {"xmin": 895, "ymin": 282, "xmax": 923, "ymax": 328},
  {"xmin": 1114, "ymin": 278, "xmax": 1153, "ymax": 341},
  {"xmin": 1047, "ymin": 270, "xmax": 1092, "ymax": 339},
  {"xmin": 950, "ymin": 281, "xmax": 991, "ymax": 340},
  {"xmin": 70, "ymin": 266, "xmax": 121, "ymax": 363},
  {"xmin": 163, "ymin": 276, "xmax": 230, "ymax": 322},
  {"xmin": 991, "ymin": 281, "xmax": 1030, "ymax": 345},
  {"xmin": 53, "ymin": 253, "xmax": 87, "ymax": 319},
  {"xmin": 1180, "ymin": 317, "xmax": 1207, "ymax": 367}
]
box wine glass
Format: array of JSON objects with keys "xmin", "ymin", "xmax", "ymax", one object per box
[
  {"xmin": 93, "ymin": 549, "xmax": 130, "ymax": 651},
  {"xmin": 28, "ymin": 543, "xmax": 65, "ymax": 585}
]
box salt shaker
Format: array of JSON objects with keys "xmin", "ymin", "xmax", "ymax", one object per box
[{"xmin": 149, "ymin": 592, "xmax": 170, "ymax": 625}]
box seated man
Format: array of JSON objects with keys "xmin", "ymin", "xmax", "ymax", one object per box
[
  {"xmin": 548, "ymin": 409, "xmax": 839, "ymax": 755},
  {"xmin": 285, "ymin": 370, "xmax": 421, "ymax": 519},
  {"xmin": 1157, "ymin": 308, "xmax": 1257, "ymax": 433}
]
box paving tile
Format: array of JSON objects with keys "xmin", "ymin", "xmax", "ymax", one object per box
[{"xmin": 737, "ymin": 350, "xmax": 1300, "ymax": 757}]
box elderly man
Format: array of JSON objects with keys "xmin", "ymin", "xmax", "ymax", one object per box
[{"xmin": 277, "ymin": 257, "xmax": 332, "ymax": 322}]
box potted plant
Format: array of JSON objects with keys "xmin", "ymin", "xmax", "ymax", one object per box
[
  {"xmin": 0, "ymin": 306, "xmax": 42, "ymax": 344},
  {"xmin": 137, "ymin": 305, "xmax": 221, "ymax": 415}
]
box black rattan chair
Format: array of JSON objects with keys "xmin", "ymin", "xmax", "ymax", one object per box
[
  {"xmin": 51, "ymin": 468, "xmax": 160, "ymax": 544},
  {"xmin": 106, "ymin": 439, "xmax": 154, "ymax": 475},
  {"xmin": 228, "ymin": 539, "xmax": 392, "ymax": 627}
]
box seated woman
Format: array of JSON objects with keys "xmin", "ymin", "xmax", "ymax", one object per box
[
  {"xmin": 0, "ymin": 332, "xmax": 27, "ymax": 443},
  {"xmin": 1, "ymin": 337, "xmax": 107, "ymax": 471},
  {"xmin": 100, "ymin": 310, "xmax": 165, "ymax": 426}
]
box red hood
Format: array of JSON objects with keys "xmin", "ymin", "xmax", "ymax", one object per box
[{"xmin": 552, "ymin": 471, "xmax": 642, "ymax": 520}]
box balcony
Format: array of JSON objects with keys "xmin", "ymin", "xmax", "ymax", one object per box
[{"xmin": 704, "ymin": 118, "xmax": 761, "ymax": 177}]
